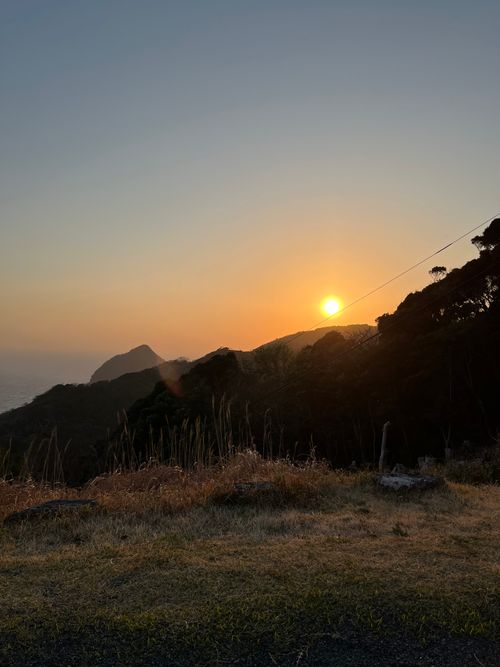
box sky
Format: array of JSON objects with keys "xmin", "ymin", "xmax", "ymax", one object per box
[{"xmin": 1, "ymin": 0, "xmax": 500, "ymax": 364}]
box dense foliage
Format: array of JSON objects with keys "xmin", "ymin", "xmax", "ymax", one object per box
[{"xmin": 125, "ymin": 220, "xmax": 500, "ymax": 469}]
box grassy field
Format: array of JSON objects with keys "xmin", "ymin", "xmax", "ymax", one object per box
[{"xmin": 0, "ymin": 453, "xmax": 499, "ymax": 666}]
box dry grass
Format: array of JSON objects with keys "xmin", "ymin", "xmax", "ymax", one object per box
[{"xmin": 0, "ymin": 452, "xmax": 499, "ymax": 665}]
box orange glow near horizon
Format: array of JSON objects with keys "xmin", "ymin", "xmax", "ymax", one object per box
[{"xmin": 0, "ymin": 204, "xmax": 477, "ymax": 360}]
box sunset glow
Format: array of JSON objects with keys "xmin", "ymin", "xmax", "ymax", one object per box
[{"xmin": 322, "ymin": 297, "xmax": 342, "ymax": 317}]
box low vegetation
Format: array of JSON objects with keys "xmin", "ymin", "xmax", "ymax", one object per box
[{"xmin": 1, "ymin": 452, "xmax": 499, "ymax": 665}]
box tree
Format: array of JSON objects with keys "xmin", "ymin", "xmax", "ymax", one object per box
[
  {"xmin": 429, "ymin": 266, "xmax": 447, "ymax": 282},
  {"xmin": 253, "ymin": 343, "xmax": 293, "ymax": 379},
  {"xmin": 471, "ymin": 218, "xmax": 500, "ymax": 250}
]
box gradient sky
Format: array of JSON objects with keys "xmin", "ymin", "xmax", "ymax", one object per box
[{"xmin": 1, "ymin": 0, "xmax": 500, "ymax": 361}]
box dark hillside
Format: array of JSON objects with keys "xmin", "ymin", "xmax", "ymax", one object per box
[
  {"xmin": 2, "ymin": 221, "xmax": 499, "ymax": 484},
  {"xmin": 256, "ymin": 324, "xmax": 376, "ymax": 352},
  {"xmin": 90, "ymin": 344, "xmax": 165, "ymax": 383},
  {"xmin": 0, "ymin": 350, "xmax": 238, "ymax": 484},
  {"xmin": 0, "ymin": 367, "xmax": 164, "ymax": 483},
  {"xmin": 121, "ymin": 221, "xmax": 500, "ymax": 472}
]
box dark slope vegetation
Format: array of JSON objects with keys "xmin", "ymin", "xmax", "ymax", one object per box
[
  {"xmin": 255, "ymin": 324, "xmax": 376, "ymax": 352},
  {"xmin": 0, "ymin": 366, "xmax": 168, "ymax": 484},
  {"xmin": 0, "ymin": 349, "xmax": 238, "ymax": 484},
  {"xmin": 122, "ymin": 220, "xmax": 500, "ymax": 472},
  {"xmin": 2, "ymin": 219, "xmax": 499, "ymax": 484}
]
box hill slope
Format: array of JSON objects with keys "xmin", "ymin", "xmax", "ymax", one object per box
[
  {"xmin": 90, "ymin": 344, "xmax": 165, "ymax": 383},
  {"xmin": 0, "ymin": 348, "xmax": 237, "ymax": 484},
  {"xmin": 0, "ymin": 328, "xmax": 370, "ymax": 484},
  {"xmin": 256, "ymin": 324, "xmax": 376, "ymax": 352}
]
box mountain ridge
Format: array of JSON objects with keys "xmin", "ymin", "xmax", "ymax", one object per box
[
  {"xmin": 0, "ymin": 326, "xmax": 372, "ymax": 484},
  {"xmin": 256, "ymin": 324, "xmax": 377, "ymax": 353},
  {"xmin": 90, "ymin": 344, "xmax": 165, "ymax": 383},
  {"xmin": 89, "ymin": 327, "xmax": 376, "ymax": 386}
]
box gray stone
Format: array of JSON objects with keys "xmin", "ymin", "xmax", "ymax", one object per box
[
  {"xmin": 4, "ymin": 499, "xmax": 98, "ymax": 525},
  {"xmin": 376, "ymin": 473, "xmax": 444, "ymax": 492}
]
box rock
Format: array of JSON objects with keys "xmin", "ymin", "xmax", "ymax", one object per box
[
  {"xmin": 4, "ymin": 499, "xmax": 98, "ymax": 525},
  {"xmin": 376, "ymin": 473, "xmax": 444, "ymax": 492}
]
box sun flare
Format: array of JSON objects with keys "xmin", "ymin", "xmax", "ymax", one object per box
[{"xmin": 322, "ymin": 296, "xmax": 342, "ymax": 317}]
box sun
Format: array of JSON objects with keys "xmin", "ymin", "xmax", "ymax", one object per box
[{"xmin": 322, "ymin": 296, "xmax": 342, "ymax": 317}]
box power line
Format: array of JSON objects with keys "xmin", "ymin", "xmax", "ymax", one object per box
[{"xmin": 279, "ymin": 212, "xmax": 500, "ymax": 352}]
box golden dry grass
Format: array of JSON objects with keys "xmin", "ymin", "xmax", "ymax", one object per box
[{"xmin": 0, "ymin": 453, "xmax": 499, "ymax": 665}]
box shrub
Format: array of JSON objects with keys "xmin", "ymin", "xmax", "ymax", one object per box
[{"xmin": 445, "ymin": 456, "xmax": 500, "ymax": 485}]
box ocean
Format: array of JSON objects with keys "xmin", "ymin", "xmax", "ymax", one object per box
[
  {"xmin": 0, "ymin": 374, "xmax": 64, "ymax": 414},
  {"xmin": 0, "ymin": 351, "xmax": 104, "ymax": 415}
]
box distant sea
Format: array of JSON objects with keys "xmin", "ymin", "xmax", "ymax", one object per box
[
  {"xmin": 0, "ymin": 374, "xmax": 62, "ymax": 414},
  {"xmin": 0, "ymin": 351, "xmax": 104, "ymax": 415}
]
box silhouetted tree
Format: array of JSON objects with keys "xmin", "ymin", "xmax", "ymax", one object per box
[
  {"xmin": 472, "ymin": 218, "xmax": 500, "ymax": 250},
  {"xmin": 429, "ymin": 265, "xmax": 447, "ymax": 282},
  {"xmin": 253, "ymin": 343, "xmax": 293, "ymax": 379}
]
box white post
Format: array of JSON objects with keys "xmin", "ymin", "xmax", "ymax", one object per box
[{"xmin": 379, "ymin": 421, "xmax": 391, "ymax": 472}]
